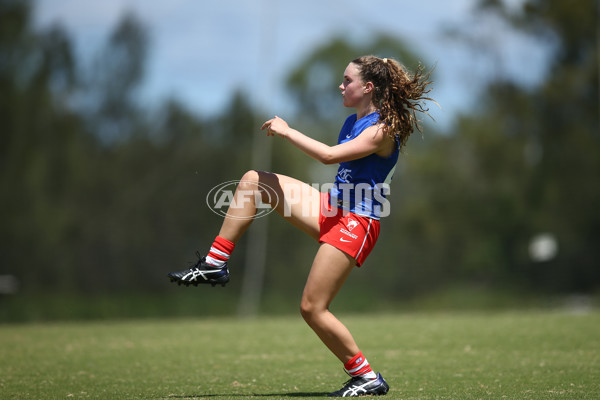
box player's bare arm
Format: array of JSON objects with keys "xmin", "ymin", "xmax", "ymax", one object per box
[{"xmin": 262, "ymin": 116, "xmax": 393, "ymax": 164}]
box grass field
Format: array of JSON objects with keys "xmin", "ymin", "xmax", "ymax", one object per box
[{"xmin": 1, "ymin": 311, "xmax": 599, "ymax": 399}]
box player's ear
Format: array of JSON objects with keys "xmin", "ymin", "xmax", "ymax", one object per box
[{"xmin": 363, "ymin": 82, "xmax": 374, "ymax": 94}]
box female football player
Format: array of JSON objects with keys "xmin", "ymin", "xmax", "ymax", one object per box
[{"xmin": 169, "ymin": 55, "xmax": 434, "ymax": 397}]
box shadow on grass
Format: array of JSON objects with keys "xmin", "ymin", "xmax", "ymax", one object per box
[{"xmin": 165, "ymin": 392, "xmax": 329, "ymax": 398}]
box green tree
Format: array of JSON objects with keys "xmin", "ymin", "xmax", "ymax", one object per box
[
  {"xmin": 84, "ymin": 12, "xmax": 148, "ymax": 142},
  {"xmin": 379, "ymin": 0, "xmax": 600, "ymax": 295},
  {"xmin": 0, "ymin": 0, "xmax": 86, "ymax": 292},
  {"xmin": 466, "ymin": 0, "xmax": 599, "ymax": 291}
]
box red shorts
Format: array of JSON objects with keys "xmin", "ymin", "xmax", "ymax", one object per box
[{"xmin": 318, "ymin": 193, "xmax": 380, "ymax": 267}]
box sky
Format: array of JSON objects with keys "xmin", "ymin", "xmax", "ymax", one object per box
[{"xmin": 33, "ymin": 0, "xmax": 550, "ymax": 130}]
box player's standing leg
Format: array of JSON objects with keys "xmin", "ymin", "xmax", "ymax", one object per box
[{"xmin": 300, "ymin": 243, "xmax": 389, "ymax": 397}]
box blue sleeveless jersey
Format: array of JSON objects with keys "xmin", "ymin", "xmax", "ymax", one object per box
[{"xmin": 329, "ymin": 111, "xmax": 399, "ymax": 219}]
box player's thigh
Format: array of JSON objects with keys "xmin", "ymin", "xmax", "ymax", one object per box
[
  {"xmin": 302, "ymin": 243, "xmax": 355, "ymax": 311},
  {"xmin": 255, "ymin": 171, "xmax": 321, "ymax": 241}
]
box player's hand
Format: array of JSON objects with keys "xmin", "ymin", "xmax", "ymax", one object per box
[{"xmin": 261, "ymin": 116, "xmax": 290, "ymax": 138}]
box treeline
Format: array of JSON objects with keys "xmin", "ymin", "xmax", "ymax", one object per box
[
  {"xmin": 0, "ymin": 1, "xmax": 255, "ymax": 295},
  {"xmin": 0, "ymin": 0, "xmax": 598, "ymax": 319}
]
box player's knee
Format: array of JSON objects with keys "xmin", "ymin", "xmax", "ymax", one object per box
[
  {"xmin": 299, "ymin": 298, "xmax": 319, "ymax": 324},
  {"xmin": 299, "ymin": 299, "xmax": 310, "ymax": 320},
  {"xmin": 238, "ymin": 170, "xmax": 259, "ymax": 190},
  {"xmin": 238, "ymin": 170, "xmax": 278, "ymax": 206}
]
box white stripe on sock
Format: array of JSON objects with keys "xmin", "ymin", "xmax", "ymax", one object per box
[
  {"xmin": 205, "ymin": 255, "xmax": 225, "ymax": 267},
  {"xmin": 347, "ymin": 358, "xmax": 369, "ymax": 375},
  {"xmin": 209, "ymin": 247, "xmax": 230, "ymax": 259}
]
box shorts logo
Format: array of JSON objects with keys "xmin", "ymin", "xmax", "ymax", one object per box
[
  {"xmin": 340, "ymin": 237, "xmax": 352, "ymax": 243},
  {"xmin": 346, "ymin": 218, "xmax": 359, "ymax": 231},
  {"xmin": 340, "ymin": 228, "xmax": 358, "ymax": 239}
]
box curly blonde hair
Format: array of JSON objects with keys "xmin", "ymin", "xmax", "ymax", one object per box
[{"xmin": 352, "ymin": 55, "xmax": 435, "ymax": 149}]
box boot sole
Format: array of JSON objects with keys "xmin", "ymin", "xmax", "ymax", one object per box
[{"xmin": 168, "ymin": 275, "xmax": 230, "ymax": 287}]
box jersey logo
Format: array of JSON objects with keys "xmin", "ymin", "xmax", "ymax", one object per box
[{"xmin": 337, "ymin": 168, "xmax": 352, "ymax": 183}]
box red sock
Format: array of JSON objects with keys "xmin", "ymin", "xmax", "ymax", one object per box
[
  {"xmin": 344, "ymin": 351, "xmax": 376, "ymax": 380},
  {"xmin": 205, "ymin": 236, "xmax": 235, "ymax": 267}
]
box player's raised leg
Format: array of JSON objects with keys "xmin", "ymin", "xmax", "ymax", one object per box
[
  {"xmin": 168, "ymin": 170, "xmax": 321, "ymax": 286},
  {"xmin": 218, "ymin": 170, "xmax": 321, "ymax": 242}
]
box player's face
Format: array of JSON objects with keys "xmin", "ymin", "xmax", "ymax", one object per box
[{"xmin": 339, "ymin": 63, "xmax": 366, "ymax": 108}]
